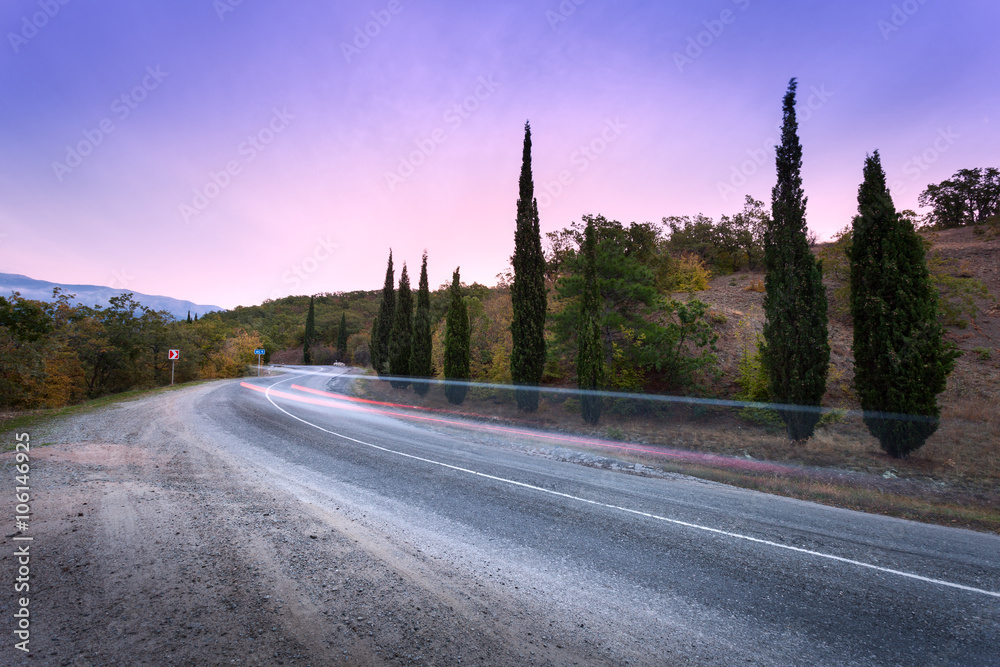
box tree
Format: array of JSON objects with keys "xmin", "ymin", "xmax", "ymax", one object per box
[
  {"xmin": 444, "ymin": 268, "xmax": 470, "ymax": 405},
  {"xmin": 761, "ymin": 78, "xmax": 830, "ymax": 441},
  {"xmin": 918, "ymin": 167, "xmax": 1000, "ymax": 228},
  {"xmin": 410, "ymin": 252, "xmax": 434, "ymax": 396},
  {"xmin": 371, "ymin": 250, "xmax": 395, "ymax": 375},
  {"xmin": 186, "ymin": 310, "xmax": 192, "ymax": 324},
  {"xmin": 552, "ymin": 216, "xmax": 717, "ymax": 392},
  {"xmin": 721, "ymin": 195, "xmax": 769, "ymax": 271},
  {"xmin": 388, "ymin": 263, "xmax": 413, "ymax": 389},
  {"xmin": 336, "ymin": 312, "xmax": 348, "ymax": 361},
  {"xmin": 510, "ymin": 121, "xmax": 547, "ymax": 412},
  {"xmin": 850, "ymin": 152, "xmax": 959, "ymax": 458},
  {"xmin": 552, "ymin": 216, "xmax": 659, "ymax": 370},
  {"xmin": 576, "ymin": 218, "xmax": 604, "ymax": 424},
  {"xmin": 303, "ymin": 295, "xmax": 315, "ymax": 365}
]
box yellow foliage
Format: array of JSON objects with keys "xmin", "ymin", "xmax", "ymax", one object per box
[
  {"xmin": 203, "ymin": 328, "xmax": 262, "ymax": 378},
  {"xmin": 39, "ymin": 346, "xmax": 87, "ymax": 408},
  {"xmin": 663, "ymin": 253, "xmax": 712, "ymax": 293},
  {"xmin": 607, "ymin": 325, "xmax": 646, "ymax": 391}
]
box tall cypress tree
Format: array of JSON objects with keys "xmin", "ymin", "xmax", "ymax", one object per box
[
  {"xmin": 372, "ymin": 250, "xmax": 395, "ymax": 375},
  {"xmin": 410, "ymin": 252, "xmax": 434, "ymax": 396},
  {"xmin": 762, "ymin": 78, "xmax": 830, "ymax": 440},
  {"xmin": 388, "ymin": 263, "xmax": 413, "ymax": 389},
  {"xmin": 577, "ymin": 217, "xmax": 604, "ymax": 425},
  {"xmin": 850, "ymin": 151, "xmax": 958, "ymax": 458},
  {"xmin": 444, "ymin": 267, "xmax": 470, "ymax": 405},
  {"xmin": 303, "ymin": 295, "xmax": 316, "ymax": 365},
  {"xmin": 336, "ymin": 312, "xmax": 348, "ymax": 361},
  {"xmin": 510, "ymin": 121, "xmax": 547, "ymax": 412}
]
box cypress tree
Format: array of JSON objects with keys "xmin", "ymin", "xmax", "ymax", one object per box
[
  {"xmin": 372, "ymin": 250, "xmax": 395, "ymax": 375},
  {"xmin": 336, "ymin": 312, "xmax": 348, "ymax": 361},
  {"xmin": 388, "ymin": 263, "xmax": 413, "ymax": 389},
  {"xmin": 186, "ymin": 310, "xmax": 192, "ymax": 324},
  {"xmin": 410, "ymin": 252, "xmax": 434, "ymax": 396},
  {"xmin": 444, "ymin": 267, "xmax": 470, "ymax": 405},
  {"xmin": 510, "ymin": 121, "xmax": 547, "ymax": 412},
  {"xmin": 303, "ymin": 295, "xmax": 316, "ymax": 365},
  {"xmin": 761, "ymin": 78, "xmax": 830, "ymax": 440},
  {"xmin": 577, "ymin": 217, "xmax": 604, "ymax": 425},
  {"xmin": 850, "ymin": 151, "xmax": 958, "ymax": 458}
]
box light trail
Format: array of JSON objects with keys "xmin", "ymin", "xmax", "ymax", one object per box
[
  {"xmin": 248, "ymin": 381, "xmax": 791, "ymax": 475},
  {"xmin": 239, "ymin": 375, "xmax": 1000, "ymax": 600}
]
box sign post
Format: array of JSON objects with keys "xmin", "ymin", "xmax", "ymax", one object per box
[
  {"xmin": 254, "ymin": 348, "xmax": 266, "ymax": 376},
  {"xmin": 168, "ymin": 349, "xmax": 180, "ymax": 385}
]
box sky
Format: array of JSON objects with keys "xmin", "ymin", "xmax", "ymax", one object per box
[{"xmin": 1, "ymin": 0, "xmax": 997, "ymax": 310}]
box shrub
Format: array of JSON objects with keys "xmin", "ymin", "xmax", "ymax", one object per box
[{"xmin": 664, "ymin": 253, "xmax": 712, "ymax": 293}]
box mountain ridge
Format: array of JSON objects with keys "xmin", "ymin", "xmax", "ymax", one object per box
[{"xmin": 0, "ymin": 272, "xmax": 224, "ymax": 320}]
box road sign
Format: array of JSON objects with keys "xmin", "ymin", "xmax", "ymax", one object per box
[
  {"xmin": 254, "ymin": 349, "xmax": 266, "ymax": 355},
  {"xmin": 168, "ymin": 349, "xmax": 180, "ymax": 360}
]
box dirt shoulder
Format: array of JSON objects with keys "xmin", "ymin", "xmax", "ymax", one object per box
[{"xmin": 1, "ymin": 383, "xmax": 622, "ymax": 666}]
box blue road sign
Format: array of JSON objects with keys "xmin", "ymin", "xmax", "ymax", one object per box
[{"xmin": 254, "ymin": 349, "xmax": 266, "ymax": 355}]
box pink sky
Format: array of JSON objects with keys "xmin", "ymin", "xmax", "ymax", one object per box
[{"xmin": 1, "ymin": 1, "xmax": 997, "ymax": 310}]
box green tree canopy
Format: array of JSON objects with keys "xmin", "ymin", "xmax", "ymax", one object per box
[
  {"xmin": 918, "ymin": 167, "xmax": 1000, "ymax": 228},
  {"xmin": 576, "ymin": 217, "xmax": 604, "ymax": 424},
  {"xmin": 303, "ymin": 295, "xmax": 316, "ymax": 365},
  {"xmin": 411, "ymin": 252, "xmax": 434, "ymax": 396},
  {"xmin": 336, "ymin": 311, "xmax": 348, "ymax": 360},
  {"xmin": 444, "ymin": 267, "xmax": 471, "ymax": 405},
  {"xmin": 372, "ymin": 250, "xmax": 395, "ymax": 375},
  {"xmin": 388, "ymin": 263, "xmax": 413, "ymax": 388},
  {"xmin": 762, "ymin": 78, "xmax": 830, "ymax": 440},
  {"xmin": 851, "ymin": 151, "xmax": 959, "ymax": 458},
  {"xmin": 510, "ymin": 121, "xmax": 547, "ymax": 411},
  {"xmin": 552, "ymin": 215, "xmax": 717, "ymax": 392}
]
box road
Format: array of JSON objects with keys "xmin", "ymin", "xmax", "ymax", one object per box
[
  {"xmin": 202, "ymin": 366, "xmax": 999, "ymax": 665},
  {"xmin": 12, "ymin": 365, "xmax": 999, "ymax": 665}
]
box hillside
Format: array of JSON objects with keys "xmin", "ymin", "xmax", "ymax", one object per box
[{"xmin": 693, "ymin": 226, "xmax": 998, "ymax": 402}]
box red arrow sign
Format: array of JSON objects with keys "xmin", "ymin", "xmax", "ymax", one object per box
[{"xmin": 168, "ymin": 349, "xmax": 180, "ymax": 360}]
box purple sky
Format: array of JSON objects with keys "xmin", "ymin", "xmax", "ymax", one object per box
[{"xmin": 1, "ymin": 0, "xmax": 997, "ymax": 310}]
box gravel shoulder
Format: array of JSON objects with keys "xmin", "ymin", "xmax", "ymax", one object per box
[{"xmin": 1, "ymin": 381, "xmax": 646, "ymax": 666}]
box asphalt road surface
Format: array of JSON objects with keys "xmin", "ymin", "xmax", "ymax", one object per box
[{"xmin": 177, "ymin": 365, "xmax": 1000, "ymax": 665}]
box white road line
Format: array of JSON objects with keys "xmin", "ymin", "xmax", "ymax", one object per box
[{"xmin": 260, "ymin": 373, "xmax": 1000, "ymax": 600}]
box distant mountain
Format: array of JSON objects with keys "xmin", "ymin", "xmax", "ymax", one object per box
[{"xmin": 0, "ymin": 273, "xmax": 224, "ymax": 321}]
